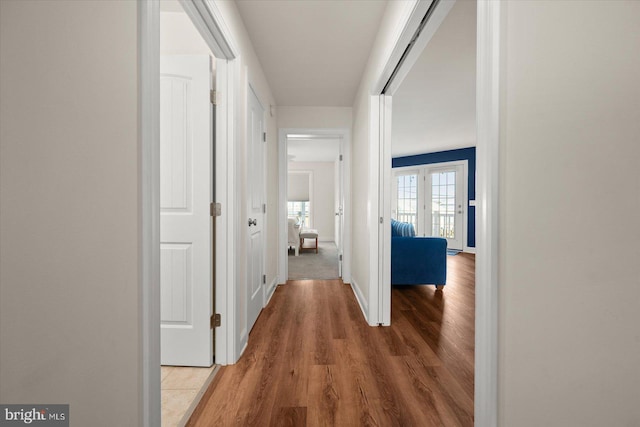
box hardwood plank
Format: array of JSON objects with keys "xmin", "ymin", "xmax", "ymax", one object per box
[
  {"xmin": 188, "ymin": 254, "xmax": 475, "ymax": 426},
  {"xmin": 331, "ymin": 339, "xmax": 378, "ymax": 426},
  {"xmin": 272, "ymin": 351, "xmax": 311, "ymax": 408},
  {"xmin": 385, "ymin": 356, "xmax": 456, "ymax": 426},
  {"xmin": 307, "ymin": 365, "xmax": 339, "ymax": 427},
  {"xmin": 269, "ymin": 407, "xmax": 307, "ymax": 427},
  {"xmin": 310, "ymin": 282, "xmax": 335, "ymax": 365}
]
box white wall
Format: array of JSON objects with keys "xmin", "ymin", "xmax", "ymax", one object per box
[
  {"xmin": 498, "ymin": 2, "xmax": 640, "ymax": 425},
  {"xmin": 161, "ymin": 9, "xmax": 212, "ymax": 55},
  {"xmin": 0, "ymin": 1, "xmax": 140, "ymax": 425},
  {"xmin": 277, "ymin": 106, "xmax": 352, "ymax": 129},
  {"xmin": 213, "ymin": 1, "xmax": 278, "ymax": 350},
  {"xmin": 288, "ymin": 162, "xmax": 336, "ymax": 242},
  {"xmin": 351, "ymin": 0, "xmax": 416, "ymax": 319}
]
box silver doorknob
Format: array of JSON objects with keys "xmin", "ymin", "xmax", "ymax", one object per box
[{"xmin": 248, "ymin": 218, "xmax": 257, "ymax": 226}]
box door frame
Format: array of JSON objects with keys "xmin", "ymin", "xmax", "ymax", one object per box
[
  {"xmin": 139, "ymin": 1, "xmax": 239, "ymax": 425},
  {"xmin": 278, "ymin": 128, "xmax": 352, "ymax": 285},
  {"xmin": 370, "ymin": 1, "xmax": 501, "ymax": 426}
]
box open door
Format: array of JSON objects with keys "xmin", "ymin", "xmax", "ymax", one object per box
[{"xmin": 160, "ymin": 55, "xmax": 213, "ymax": 367}]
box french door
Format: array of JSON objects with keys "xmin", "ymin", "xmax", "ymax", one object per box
[
  {"xmin": 391, "ymin": 169, "xmax": 422, "ymax": 235},
  {"xmin": 427, "ymin": 165, "xmax": 464, "ymax": 250},
  {"xmin": 392, "ymin": 162, "xmax": 466, "ymax": 250}
]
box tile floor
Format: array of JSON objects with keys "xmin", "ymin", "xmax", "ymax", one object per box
[{"xmin": 161, "ymin": 365, "xmax": 217, "ymax": 427}]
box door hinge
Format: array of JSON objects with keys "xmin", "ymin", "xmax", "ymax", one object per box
[
  {"xmin": 339, "ymin": 154, "xmax": 343, "ymax": 161},
  {"xmin": 210, "ymin": 202, "xmax": 221, "ymax": 217},
  {"xmin": 379, "ymin": 217, "xmax": 384, "ymax": 224},
  {"xmin": 210, "ymin": 89, "xmax": 217, "ymax": 105},
  {"xmin": 263, "ymin": 132, "xmax": 267, "ymax": 142},
  {"xmin": 339, "ymin": 254, "xmax": 343, "ymax": 261},
  {"xmin": 262, "ymin": 203, "xmax": 266, "ymax": 214},
  {"xmin": 211, "ymin": 313, "xmax": 221, "ymax": 328},
  {"xmin": 262, "ymin": 274, "xmax": 266, "ymax": 284}
]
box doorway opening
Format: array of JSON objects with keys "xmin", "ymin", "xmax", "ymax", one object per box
[
  {"xmin": 375, "ymin": 0, "xmax": 481, "ymax": 423},
  {"xmin": 157, "ymin": 1, "xmax": 225, "ymax": 425},
  {"xmin": 278, "ymin": 129, "xmax": 352, "ymax": 284},
  {"xmin": 286, "ymin": 135, "xmax": 340, "ymax": 280}
]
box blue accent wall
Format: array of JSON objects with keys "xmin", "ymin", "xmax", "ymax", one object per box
[{"xmin": 393, "ymin": 147, "xmax": 476, "ymax": 248}]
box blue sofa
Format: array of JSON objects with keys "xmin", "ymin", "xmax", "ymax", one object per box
[{"xmin": 391, "ymin": 219, "xmax": 447, "ymax": 288}]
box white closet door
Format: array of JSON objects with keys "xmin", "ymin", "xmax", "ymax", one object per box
[{"xmin": 160, "ymin": 55, "xmax": 213, "ymax": 367}]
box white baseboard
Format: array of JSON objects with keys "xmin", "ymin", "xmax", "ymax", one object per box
[
  {"xmin": 238, "ymin": 341, "xmax": 248, "ymax": 359},
  {"xmin": 463, "ymin": 246, "xmax": 476, "ymax": 254},
  {"xmin": 265, "ymin": 277, "xmax": 278, "ymax": 305},
  {"xmin": 350, "ymin": 279, "xmax": 368, "ymax": 323}
]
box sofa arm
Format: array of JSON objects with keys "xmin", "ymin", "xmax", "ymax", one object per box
[{"xmin": 391, "ymin": 236, "xmax": 447, "ymax": 286}]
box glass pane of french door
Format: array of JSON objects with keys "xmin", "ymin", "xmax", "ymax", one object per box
[
  {"xmin": 431, "ymin": 170, "xmax": 458, "ymax": 239},
  {"xmin": 395, "ymin": 173, "xmax": 418, "ymax": 232}
]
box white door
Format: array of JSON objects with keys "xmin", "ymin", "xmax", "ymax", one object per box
[
  {"xmin": 427, "ymin": 165, "xmax": 464, "ymax": 250},
  {"xmin": 246, "ymin": 86, "xmax": 265, "ymax": 333},
  {"xmin": 160, "ymin": 55, "xmax": 213, "ymax": 367},
  {"xmin": 335, "ymin": 152, "xmax": 344, "ymax": 276}
]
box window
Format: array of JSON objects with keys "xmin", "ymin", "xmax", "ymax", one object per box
[
  {"xmin": 287, "ymin": 201, "xmax": 310, "ymax": 228},
  {"xmin": 395, "ymin": 174, "xmax": 418, "ymax": 232}
]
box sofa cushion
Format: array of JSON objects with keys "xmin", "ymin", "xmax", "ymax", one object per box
[{"xmin": 391, "ymin": 219, "xmax": 416, "ymax": 237}]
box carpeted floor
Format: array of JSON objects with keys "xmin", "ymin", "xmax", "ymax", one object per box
[{"xmin": 288, "ymin": 241, "xmax": 340, "ymax": 280}]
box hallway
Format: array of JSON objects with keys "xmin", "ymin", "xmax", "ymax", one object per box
[{"xmin": 188, "ymin": 254, "xmax": 475, "ymax": 426}]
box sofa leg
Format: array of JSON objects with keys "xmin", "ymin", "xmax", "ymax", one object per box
[{"xmin": 435, "ymin": 285, "xmax": 444, "ymax": 291}]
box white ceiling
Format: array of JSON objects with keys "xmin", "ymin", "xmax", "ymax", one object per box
[
  {"xmin": 235, "ymin": 0, "xmax": 387, "ymax": 107},
  {"xmin": 288, "ymin": 138, "xmax": 340, "ymax": 163},
  {"xmin": 392, "ymin": 0, "xmax": 476, "ymax": 157}
]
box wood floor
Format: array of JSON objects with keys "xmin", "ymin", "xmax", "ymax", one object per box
[{"xmin": 188, "ymin": 253, "xmax": 475, "ymax": 426}]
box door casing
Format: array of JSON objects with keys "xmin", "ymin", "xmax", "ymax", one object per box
[
  {"xmin": 139, "ymin": 1, "xmax": 239, "ymax": 425},
  {"xmin": 368, "ymin": 1, "xmax": 502, "ymax": 426}
]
